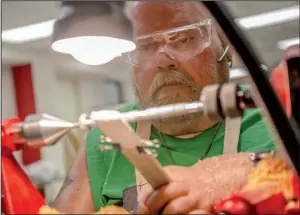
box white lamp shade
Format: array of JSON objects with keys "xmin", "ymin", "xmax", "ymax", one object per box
[
  {"xmin": 52, "ymin": 36, "xmax": 136, "ymax": 65},
  {"xmin": 51, "ymin": 1, "xmax": 135, "ymax": 66}
]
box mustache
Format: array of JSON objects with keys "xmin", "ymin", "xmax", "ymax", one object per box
[{"xmin": 147, "ymin": 70, "xmax": 197, "ymax": 98}]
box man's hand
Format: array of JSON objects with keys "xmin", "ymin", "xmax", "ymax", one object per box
[
  {"xmin": 138, "ymin": 153, "xmax": 253, "ymax": 214},
  {"xmin": 138, "ymin": 179, "xmax": 213, "ymax": 214}
]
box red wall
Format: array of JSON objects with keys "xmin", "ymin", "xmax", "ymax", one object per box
[{"xmin": 11, "ymin": 64, "xmax": 41, "ymax": 165}]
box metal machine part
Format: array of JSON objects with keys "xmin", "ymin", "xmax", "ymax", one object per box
[
  {"xmin": 200, "ymin": 84, "xmax": 222, "ymax": 121},
  {"xmin": 87, "ymin": 102, "xmax": 204, "ymax": 126},
  {"xmin": 199, "ymin": 83, "xmax": 254, "ymax": 121},
  {"xmin": 85, "ymin": 83, "xmax": 254, "ymax": 129},
  {"xmin": 18, "ymin": 114, "xmax": 76, "ymax": 148},
  {"xmin": 11, "ymin": 83, "xmax": 255, "ymax": 149}
]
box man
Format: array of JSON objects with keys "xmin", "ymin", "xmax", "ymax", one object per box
[{"xmin": 53, "ymin": 1, "xmax": 276, "ymax": 214}]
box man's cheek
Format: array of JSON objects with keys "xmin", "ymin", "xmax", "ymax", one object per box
[
  {"xmin": 182, "ymin": 49, "xmax": 217, "ymax": 85},
  {"xmin": 134, "ymin": 69, "xmax": 155, "ymax": 99}
]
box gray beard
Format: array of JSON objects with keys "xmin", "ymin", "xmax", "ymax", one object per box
[
  {"xmin": 132, "ymin": 55, "xmax": 229, "ymax": 135},
  {"xmin": 134, "ymin": 70, "xmax": 208, "ymax": 135},
  {"xmin": 143, "ymin": 91, "xmax": 209, "ymax": 135}
]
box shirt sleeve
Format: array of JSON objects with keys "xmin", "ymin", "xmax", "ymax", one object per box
[{"xmin": 238, "ymin": 109, "xmax": 277, "ymax": 153}]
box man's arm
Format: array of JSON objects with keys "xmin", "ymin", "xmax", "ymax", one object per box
[{"xmin": 53, "ymin": 142, "xmax": 95, "ymax": 214}]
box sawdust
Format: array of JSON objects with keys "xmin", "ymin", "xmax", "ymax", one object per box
[{"xmin": 245, "ymin": 155, "xmax": 294, "ymax": 200}]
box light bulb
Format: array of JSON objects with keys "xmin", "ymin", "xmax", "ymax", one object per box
[
  {"xmin": 72, "ymin": 52, "xmax": 117, "ymax": 66},
  {"xmin": 52, "ymin": 36, "xmax": 136, "ymax": 65}
]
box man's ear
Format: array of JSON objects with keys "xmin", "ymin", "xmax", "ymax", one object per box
[
  {"xmin": 217, "ymin": 25, "xmax": 246, "ymax": 68},
  {"xmin": 216, "ymin": 24, "xmax": 234, "ymax": 66}
]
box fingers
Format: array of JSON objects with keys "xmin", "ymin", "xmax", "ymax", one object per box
[
  {"xmin": 138, "ymin": 184, "xmax": 153, "ymax": 203},
  {"xmin": 162, "ymin": 195, "xmax": 198, "ymax": 214},
  {"xmin": 137, "ymin": 186, "xmax": 153, "ymax": 214},
  {"xmin": 143, "ymin": 182, "xmax": 189, "ymax": 214},
  {"xmin": 238, "ymin": 183, "xmax": 278, "ymax": 204},
  {"xmin": 137, "ymin": 180, "xmax": 216, "ymax": 214},
  {"xmin": 137, "ymin": 201, "xmax": 150, "ymax": 214},
  {"xmin": 188, "ymin": 209, "xmax": 211, "ymax": 214},
  {"xmin": 139, "ymin": 196, "xmax": 212, "ymax": 215}
]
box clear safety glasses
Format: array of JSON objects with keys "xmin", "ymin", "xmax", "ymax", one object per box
[{"xmin": 122, "ymin": 19, "xmax": 213, "ymax": 68}]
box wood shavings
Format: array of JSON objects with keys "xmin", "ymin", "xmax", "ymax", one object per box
[{"xmin": 244, "ymin": 155, "xmax": 294, "ymax": 200}]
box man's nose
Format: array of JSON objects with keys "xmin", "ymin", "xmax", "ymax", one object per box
[{"xmin": 155, "ymin": 50, "xmax": 179, "ymax": 70}]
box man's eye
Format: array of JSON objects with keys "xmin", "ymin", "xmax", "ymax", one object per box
[
  {"xmin": 180, "ymin": 36, "xmax": 195, "ymax": 43},
  {"xmin": 138, "ymin": 44, "xmax": 158, "ymax": 52}
]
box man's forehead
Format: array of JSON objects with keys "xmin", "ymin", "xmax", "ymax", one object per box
[{"xmin": 131, "ymin": 2, "xmax": 209, "ymax": 37}]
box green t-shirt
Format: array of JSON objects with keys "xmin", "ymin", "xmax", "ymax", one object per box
[{"xmin": 86, "ymin": 102, "xmax": 276, "ymax": 210}]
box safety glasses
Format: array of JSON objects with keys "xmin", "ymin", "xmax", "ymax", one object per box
[{"xmin": 122, "ymin": 19, "xmax": 213, "ymax": 68}]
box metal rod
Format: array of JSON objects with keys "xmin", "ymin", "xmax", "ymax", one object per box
[
  {"xmin": 83, "ymin": 102, "xmax": 203, "ymax": 126},
  {"xmin": 123, "ymin": 102, "xmax": 203, "ymax": 122},
  {"xmin": 202, "ymin": 1, "xmax": 300, "ymax": 174},
  {"xmin": 85, "ymin": 102, "xmax": 203, "ymax": 126}
]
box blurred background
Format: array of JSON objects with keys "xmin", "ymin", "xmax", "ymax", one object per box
[{"xmin": 1, "ymin": 1, "xmax": 299, "ymax": 204}]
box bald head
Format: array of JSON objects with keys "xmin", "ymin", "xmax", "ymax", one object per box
[{"xmin": 127, "ymin": 1, "xmax": 213, "ymax": 36}]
